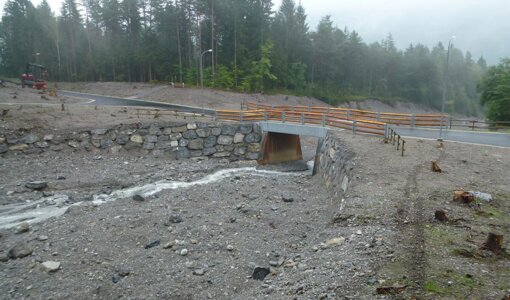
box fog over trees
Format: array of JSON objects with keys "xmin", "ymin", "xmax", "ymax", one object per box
[{"xmin": 0, "ymin": 0, "xmax": 495, "ymax": 116}]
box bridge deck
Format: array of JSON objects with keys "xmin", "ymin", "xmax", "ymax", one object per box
[{"xmin": 258, "ymin": 121, "xmax": 330, "ymax": 138}]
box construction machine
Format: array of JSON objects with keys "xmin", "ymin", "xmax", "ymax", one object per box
[{"xmin": 20, "ymin": 63, "xmax": 48, "ymax": 90}]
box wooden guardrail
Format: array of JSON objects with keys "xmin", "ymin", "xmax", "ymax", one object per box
[
  {"xmin": 216, "ymin": 109, "xmax": 387, "ymax": 136},
  {"xmin": 449, "ymin": 119, "xmax": 510, "ymax": 131},
  {"xmin": 246, "ymin": 102, "xmax": 448, "ymax": 128}
]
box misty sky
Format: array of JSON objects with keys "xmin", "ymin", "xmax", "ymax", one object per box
[
  {"xmin": 1, "ymin": 0, "xmax": 508, "ymax": 64},
  {"xmin": 274, "ymin": 0, "xmax": 509, "ymax": 65}
]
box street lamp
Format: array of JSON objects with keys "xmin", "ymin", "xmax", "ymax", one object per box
[
  {"xmin": 439, "ymin": 36, "xmax": 456, "ymax": 141},
  {"xmin": 200, "ymin": 49, "xmax": 213, "ymax": 89}
]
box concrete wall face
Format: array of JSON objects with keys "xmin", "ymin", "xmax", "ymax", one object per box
[
  {"xmin": 0, "ymin": 122, "xmax": 262, "ymax": 161},
  {"xmin": 317, "ymin": 131, "xmax": 355, "ymax": 195}
]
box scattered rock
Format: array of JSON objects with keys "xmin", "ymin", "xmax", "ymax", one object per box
[
  {"xmin": 325, "ymin": 237, "xmax": 345, "ymax": 247},
  {"xmin": 117, "ymin": 268, "xmax": 131, "ymax": 277},
  {"xmin": 9, "ymin": 144, "xmax": 29, "ymax": 151},
  {"xmin": 282, "ymin": 196, "xmax": 294, "ymax": 203},
  {"xmin": 180, "ymin": 249, "xmax": 189, "ymax": 256},
  {"xmin": 0, "ymin": 252, "xmax": 8, "ymax": 262},
  {"xmin": 470, "ymin": 191, "xmax": 493, "ymax": 202},
  {"xmin": 112, "ymin": 274, "xmax": 121, "ymax": 283},
  {"xmin": 144, "ymin": 240, "xmax": 160, "ymax": 249},
  {"xmin": 8, "ymin": 243, "xmax": 34, "ymax": 259},
  {"xmin": 41, "ymin": 261, "xmax": 61, "ymax": 272},
  {"xmin": 25, "ymin": 181, "xmax": 48, "ymax": 190},
  {"xmin": 252, "ymin": 267, "xmax": 270, "ymax": 281},
  {"xmin": 226, "ymin": 245, "xmax": 234, "ymax": 251},
  {"xmin": 166, "ymin": 215, "xmax": 183, "ymax": 224},
  {"xmin": 15, "ymin": 222, "xmax": 30, "ymax": 234},
  {"xmin": 163, "ymin": 241, "xmax": 175, "ymax": 249},
  {"xmin": 269, "ymin": 258, "xmax": 285, "ymax": 267},
  {"xmin": 37, "ymin": 235, "xmax": 49, "ymax": 241},
  {"xmin": 133, "ymin": 194, "xmax": 145, "ymax": 202},
  {"xmin": 193, "ymin": 268, "xmax": 206, "ymax": 276},
  {"xmin": 20, "ymin": 134, "xmax": 39, "ymax": 144}
]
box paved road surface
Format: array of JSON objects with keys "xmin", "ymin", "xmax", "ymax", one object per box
[
  {"xmin": 59, "ymin": 90, "xmax": 215, "ymax": 115},
  {"xmin": 393, "ymin": 127, "xmax": 510, "ymax": 148}
]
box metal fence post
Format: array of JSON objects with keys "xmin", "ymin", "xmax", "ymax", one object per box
[
  {"xmin": 301, "ymin": 112, "xmax": 305, "ymax": 124},
  {"xmin": 352, "ymin": 120, "xmax": 357, "ymax": 135},
  {"xmin": 240, "ymin": 111, "xmax": 243, "ymax": 122},
  {"xmin": 377, "ymin": 112, "xmax": 381, "ymax": 122},
  {"xmin": 322, "ymin": 114, "xmax": 326, "ymax": 127},
  {"xmin": 264, "ymin": 111, "xmax": 268, "ymax": 121},
  {"xmin": 282, "ymin": 111, "xmax": 286, "ymax": 123},
  {"xmin": 411, "ymin": 114, "xmax": 416, "ymax": 127},
  {"xmin": 384, "ymin": 124, "xmax": 389, "ymax": 139}
]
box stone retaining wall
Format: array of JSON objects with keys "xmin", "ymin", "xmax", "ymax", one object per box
[
  {"xmin": 318, "ymin": 131, "xmax": 355, "ymax": 195},
  {"xmin": 0, "ymin": 122, "xmax": 262, "ymax": 161}
]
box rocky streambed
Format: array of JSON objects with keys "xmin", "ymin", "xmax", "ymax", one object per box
[{"xmin": 0, "ymin": 151, "xmax": 384, "ymax": 299}]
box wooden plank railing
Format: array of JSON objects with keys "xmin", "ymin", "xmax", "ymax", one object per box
[
  {"xmin": 216, "ymin": 108, "xmax": 387, "ymax": 136},
  {"xmin": 245, "ymin": 102, "xmax": 448, "ymax": 127}
]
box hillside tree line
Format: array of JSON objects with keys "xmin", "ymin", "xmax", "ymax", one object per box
[{"xmin": 0, "ymin": 0, "xmax": 491, "ymax": 116}]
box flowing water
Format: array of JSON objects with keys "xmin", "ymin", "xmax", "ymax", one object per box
[{"xmin": 0, "ymin": 167, "xmax": 298, "ymax": 229}]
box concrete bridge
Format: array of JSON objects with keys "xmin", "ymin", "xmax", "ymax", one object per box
[{"xmin": 257, "ymin": 121, "xmax": 328, "ymax": 174}]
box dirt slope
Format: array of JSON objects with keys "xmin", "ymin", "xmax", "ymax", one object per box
[{"xmin": 58, "ymin": 82, "xmax": 437, "ymax": 114}]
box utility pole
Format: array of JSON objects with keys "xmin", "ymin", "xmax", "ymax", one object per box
[
  {"xmin": 211, "ymin": 0, "xmax": 215, "ymax": 85},
  {"xmin": 200, "ymin": 49, "xmax": 213, "ymax": 90},
  {"xmin": 439, "ymin": 36, "xmax": 456, "ymax": 141}
]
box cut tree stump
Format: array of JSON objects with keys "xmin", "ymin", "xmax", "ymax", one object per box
[
  {"xmin": 434, "ymin": 210, "xmax": 448, "ymax": 222},
  {"xmin": 376, "ymin": 285, "xmax": 407, "ymax": 295},
  {"xmin": 481, "ymin": 233, "xmax": 505, "ymax": 253},
  {"xmin": 453, "ymin": 191, "xmax": 474, "ymax": 204},
  {"xmin": 431, "ymin": 160, "xmax": 442, "ymax": 172}
]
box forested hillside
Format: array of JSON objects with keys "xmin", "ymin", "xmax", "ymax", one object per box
[{"xmin": 0, "ymin": 0, "xmax": 487, "ymax": 115}]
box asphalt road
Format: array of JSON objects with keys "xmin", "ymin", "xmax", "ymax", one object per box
[
  {"xmin": 59, "ymin": 90, "xmax": 216, "ymax": 115},
  {"xmin": 393, "ymin": 127, "xmax": 510, "ymax": 148}
]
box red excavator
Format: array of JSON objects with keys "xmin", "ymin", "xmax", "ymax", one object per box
[{"xmin": 20, "ymin": 63, "xmax": 48, "ymax": 90}]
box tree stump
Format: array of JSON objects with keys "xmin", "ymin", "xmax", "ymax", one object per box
[
  {"xmin": 431, "ymin": 160, "xmax": 442, "ymax": 172},
  {"xmin": 434, "ymin": 210, "xmax": 448, "ymax": 222},
  {"xmin": 453, "ymin": 191, "xmax": 474, "ymax": 204},
  {"xmin": 481, "ymin": 233, "xmax": 504, "ymax": 253}
]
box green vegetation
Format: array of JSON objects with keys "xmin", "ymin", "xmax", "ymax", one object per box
[
  {"xmin": 479, "ymin": 58, "xmax": 510, "ymax": 122},
  {"xmin": 426, "ymin": 225, "xmax": 456, "ymax": 246},
  {"xmin": 424, "ymin": 281, "xmax": 447, "ymax": 294},
  {"xmin": 0, "ymin": 0, "xmax": 486, "ymax": 114}
]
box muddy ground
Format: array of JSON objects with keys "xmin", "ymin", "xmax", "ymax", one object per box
[{"xmin": 0, "ymin": 83, "xmax": 509, "ymax": 299}]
